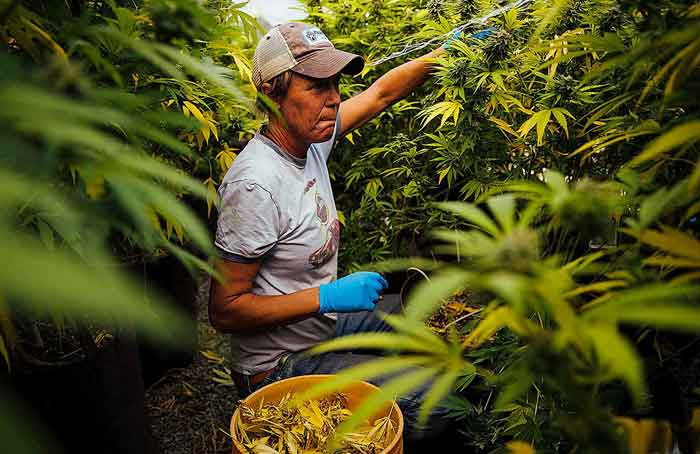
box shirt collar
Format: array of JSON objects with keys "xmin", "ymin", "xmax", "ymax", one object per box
[{"xmin": 255, "ymin": 129, "xmax": 307, "ymax": 169}]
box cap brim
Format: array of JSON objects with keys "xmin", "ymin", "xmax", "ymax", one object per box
[{"xmin": 291, "ymin": 48, "xmax": 365, "ymax": 79}]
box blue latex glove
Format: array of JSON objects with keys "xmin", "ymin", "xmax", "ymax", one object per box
[
  {"xmin": 442, "ymin": 26, "xmax": 496, "ymax": 50},
  {"xmin": 318, "ymin": 272, "xmax": 388, "ymax": 313}
]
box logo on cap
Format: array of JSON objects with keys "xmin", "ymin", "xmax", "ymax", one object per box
[{"xmin": 303, "ymin": 28, "xmax": 331, "ymax": 46}]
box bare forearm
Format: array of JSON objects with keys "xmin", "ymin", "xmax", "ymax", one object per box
[
  {"xmin": 373, "ymin": 47, "xmax": 445, "ymax": 107},
  {"xmin": 338, "ymin": 46, "xmax": 446, "ymax": 136},
  {"xmin": 210, "ymin": 284, "xmax": 320, "ymax": 334}
]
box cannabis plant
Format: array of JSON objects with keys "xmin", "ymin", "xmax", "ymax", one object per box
[
  {"xmin": 302, "ymin": 0, "xmax": 700, "ymax": 451},
  {"xmin": 0, "ymin": 0, "xmax": 258, "ymax": 450}
]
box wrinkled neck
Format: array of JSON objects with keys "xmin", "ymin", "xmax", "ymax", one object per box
[{"xmin": 263, "ymin": 118, "xmax": 309, "ymax": 159}]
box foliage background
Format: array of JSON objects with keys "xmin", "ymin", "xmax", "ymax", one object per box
[
  {"xmin": 298, "ymin": 0, "xmax": 700, "ymax": 452},
  {"xmin": 0, "ymin": 0, "xmax": 260, "ymax": 451},
  {"xmin": 2, "ymin": 0, "xmax": 700, "ymax": 452}
]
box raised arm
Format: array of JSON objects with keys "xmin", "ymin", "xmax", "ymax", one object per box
[{"xmin": 338, "ymin": 47, "xmax": 445, "ymax": 137}]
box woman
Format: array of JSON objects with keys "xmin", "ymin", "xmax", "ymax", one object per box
[{"xmin": 209, "ymin": 21, "xmax": 473, "ymax": 435}]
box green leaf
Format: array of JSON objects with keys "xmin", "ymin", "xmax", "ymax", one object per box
[
  {"xmin": 487, "ymin": 195, "xmax": 516, "ymax": 233},
  {"xmin": 583, "ymin": 285, "xmax": 700, "ymax": 333},
  {"xmin": 381, "ymin": 315, "xmax": 451, "ymax": 354},
  {"xmin": 429, "ymin": 229, "xmax": 494, "ymax": 257},
  {"xmin": 630, "ymin": 121, "xmax": 700, "ymax": 166},
  {"xmin": 1, "ymin": 83, "xmax": 192, "ymax": 156},
  {"xmin": 552, "ymin": 108, "xmax": 572, "ymax": 138},
  {"xmin": 109, "ymin": 179, "xmax": 161, "ymax": 250},
  {"xmin": 571, "ymin": 121, "xmax": 660, "ymax": 157},
  {"xmin": 10, "ymin": 117, "xmax": 209, "ymax": 200},
  {"xmin": 482, "ymin": 272, "xmax": 532, "ymax": 310},
  {"xmin": 404, "ymin": 269, "xmax": 472, "ymax": 322},
  {"xmin": 0, "ymin": 228, "xmax": 190, "ymax": 346},
  {"xmin": 334, "ymin": 367, "xmax": 437, "ymax": 438},
  {"xmin": 463, "ymin": 307, "xmax": 529, "ymax": 348},
  {"xmin": 538, "ymin": 276, "xmax": 581, "ymax": 342},
  {"xmin": 297, "ymin": 355, "xmax": 434, "ymax": 402},
  {"xmin": 544, "ymin": 170, "xmax": 569, "ymax": 194},
  {"xmin": 628, "ymin": 226, "xmax": 700, "ymax": 261},
  {"xmin": 562, "ymin": 252, "xmax": 607, "ymax": 274},
  {"xmin": 564, "ymin": 280, "xmax": 629, "ymax": 298},
  {"xmin": 689, "ymin": 160, "xmax": 700, "ymax": 194},
  {"xmin": 36, "ymin": 220, "xmax": 55, "ymax": 251},
  {"xmin": 494, "ymin": 372, "xmax": 531, "ymax": 411},
  {"xmin": 454, "ymin": 363, "xmax": 478, "ymax": 391},
  {"xmin": 634, "ymin": 180, "xmax": 689, "ymax": 228},
  {"xmin": 440, "ymin": 394, "xmax": 473, "ymax": 418},
  {"xmin": 434, "ymin": 202, "xmax": 500, "ymax": 236},
  {"xmin": 517, "ymin": 200, "xmax": 545, "ymax": 228},
  {"xmin": 418, "ymin": 101, "xmax": 462, "ymax": 130},
  {"xmin": 644, "ymin": 256, "xmax": 700, "ymax": 268},
  {"xmin": 0, "ymin": 335, "xmax": 9, "ymax": 372},
  {"xmin": 418, "ymin": 363, "xmax": 461, "ymax": 425},
  {"xmin": 535, "ymin": 109, "xmax": 552, "ymax": 146},
  {"xmin": 362, "ymin": 257, "xmax": 442, "ymax": 273},
  {"xmin": 162, "ymin": 241, "xmax": 222, "ymax": 281},
  {"xmin": 518, "ymin": 111, "xmax": 540, "ymax": 138},
  {"xmin": 582, "ymin": 93, "xmax": 636, "ymax": 133},
  {"xmin": 587, "ymin": 323, "xmax": 645, "ymax": 407},
  {"xmin": 129, "ymin": 176, "xmax": 213, "ymax": 254},
  {"xmin": 612, "ymin": 305, "xmax": 700, "ymax": 334},
  {"xmin": 309, "ymin": 332, "xmax": 440, "ymax": 355}
]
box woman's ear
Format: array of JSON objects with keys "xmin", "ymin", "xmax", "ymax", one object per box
[{"xmin": 261, "ymin": 82, "xmax": 273, "ymax": 98}]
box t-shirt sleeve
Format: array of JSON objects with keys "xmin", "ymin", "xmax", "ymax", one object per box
[
  {"xmin": 313, "ymin": 110, "xmax": 342, "ymax": 162},
  {"xmin": 214, "ymin": 179, "xmax": 281, "ymax": 263}
]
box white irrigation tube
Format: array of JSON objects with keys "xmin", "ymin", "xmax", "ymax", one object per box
[
  {"xmin": 368, "ymin": 0, "xmax": 536, "ymax": 66},
  {"xmin": 442, "ymin": 308, "xmax": 483, "ymax": 330}
]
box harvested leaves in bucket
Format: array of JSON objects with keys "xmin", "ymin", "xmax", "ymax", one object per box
[{"xmin": 234, "ymin": 391, "xmax": 395, "ymax": 454}]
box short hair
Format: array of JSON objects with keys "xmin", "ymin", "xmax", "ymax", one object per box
[{"xmin": 256, "ymin": 71, "xmax": 293, "ymax": 116}]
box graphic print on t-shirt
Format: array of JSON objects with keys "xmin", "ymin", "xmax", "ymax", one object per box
[
  {"xmin": 303, "ymin": 177, "xmax": 317, "ymax": 194},
  {"xmin": 307, "ymin": 184, "xmax": 339, "ymax": 268}
]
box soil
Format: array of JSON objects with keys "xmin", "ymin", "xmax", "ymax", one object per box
[{"xmin": 145, "ymin": 276, "xmax": 239, "ymax": 454}]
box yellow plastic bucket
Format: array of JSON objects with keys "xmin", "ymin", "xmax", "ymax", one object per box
[{"xmin": 230, "ymin": 374, "xmax": 404, "ymax": 454}]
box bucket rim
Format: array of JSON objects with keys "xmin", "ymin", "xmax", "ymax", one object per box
[{"xmin": 229, "ymin": 374, "xmax": 404, "ymax": 454}]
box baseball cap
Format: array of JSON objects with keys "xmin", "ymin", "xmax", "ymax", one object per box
[{"xmin": 252, "ymin": 22, "xmax": 365, "ymax": 88}]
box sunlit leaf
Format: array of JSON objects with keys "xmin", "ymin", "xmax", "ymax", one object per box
[
  {"xmin": 587, "ymin": 323, "xmax": 645, "ymax": 407},
  {"xmin": 463, "ymin": 307, "xmax": 532, "ymax": 348},
  {"xmin": 333, "ymin": 367, "xmax": 436, "ymax": 438},
  {"xmin": 310, "ymin": 332, "xmax": 439, "ymax": 356},
  {"xmin": 297, "ymin": 355, "xmax": 434, "ymax": 403},
  {"xmin": 381, "ymin": 315, "xmax": 451, "ymax": 353},
  {"xmin": 627, "ymin": 226, "xmax": 700, "ymax": 260},
  {"xmin": 583, "ymin": 285, "xmax": 700, "ymax": 333},
  {"xmin": 506, "ymin": 440, "xmax": 536, "ymax": 454},
  {"xmin": 630, "ymin": 121, "xmax": 700, "ymax": 166},
  {"xmin": 404, "ymin": 268, "xmax": 472, "ymax": 322},
  {"xmin": 487, "ymin": 195, "xmax": 516, "ymax": 233},
  {"xmin": 362, "ymin": 257, "xmax": 442, "ymax": 273}
]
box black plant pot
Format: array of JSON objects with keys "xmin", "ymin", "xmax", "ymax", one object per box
[
  {"xmin": 10, "ymin": 333, "xmax": 157, "ymax": 454},
  {"xmin": 129, "ymin": 254, "xmax": 199, "ymax": 387}
]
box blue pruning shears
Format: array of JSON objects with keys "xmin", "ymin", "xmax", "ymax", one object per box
[{"xmin": 443, "ymin": 26, "xmax": 497, "ymax": 49}]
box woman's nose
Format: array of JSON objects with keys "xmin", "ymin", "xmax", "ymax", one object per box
[{"xmin": 327, "ymin": 84, "xmax": 341, "ymax": 106}]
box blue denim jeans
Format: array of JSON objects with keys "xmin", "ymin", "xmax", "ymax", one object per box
[{"xmin": 237, "ymin": 294, "xmax": 451, "ymax": 441}]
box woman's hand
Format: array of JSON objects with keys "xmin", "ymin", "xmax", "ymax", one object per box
[{"xmin": 318, "ymin": 272, "xmax": 388, "ymax": 313}]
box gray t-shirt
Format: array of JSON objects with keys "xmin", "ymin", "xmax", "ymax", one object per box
[{"xmin": 214, "ymin": 120, "xmax": 341, "ymax": 375}]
